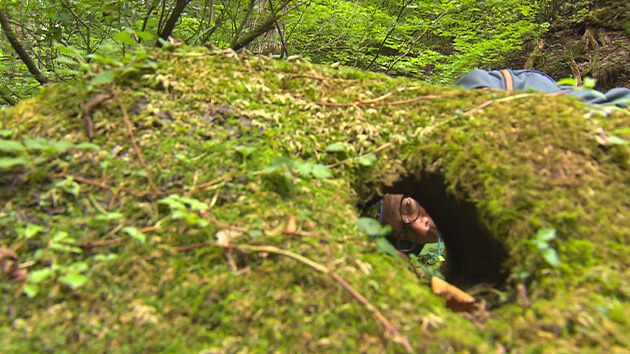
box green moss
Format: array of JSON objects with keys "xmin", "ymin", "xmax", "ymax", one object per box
[{"xmin": 1, "ymin": 45, "xmax": 630, "ymax": 351}]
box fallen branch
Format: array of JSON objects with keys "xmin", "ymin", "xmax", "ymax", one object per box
[
  {"xmin": 81, "ymin": 237, "xmax": 125, "ymax": 250},
  {"xmin": 110, "ymin": 85, "xmax": 159, "ymax": 194},
  {"xmin": 82, "ymin": 93, "xmax": 111, "ymax": 140}
]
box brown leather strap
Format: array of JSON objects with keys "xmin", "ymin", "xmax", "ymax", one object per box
[{"xmin": 500, "ymin": 69, "xmax": 514, "ymax": 93}]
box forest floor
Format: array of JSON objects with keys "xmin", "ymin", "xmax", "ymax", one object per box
[
  {"xmin": 1, "ymin": 44, "xmax": 630, "ymax": 352},
  {"xmin": 508, "ymin": 5, "xmax": 630, "ymax": 91}
]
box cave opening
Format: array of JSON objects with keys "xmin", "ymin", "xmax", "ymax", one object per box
[{"xmin": 359, "ymin": 171, "xmax": 509, "ymax": 289}]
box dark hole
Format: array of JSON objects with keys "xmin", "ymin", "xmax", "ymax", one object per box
[{"xmin": 361, "ymin": 171, "xmax": 508, "ymax": 288}]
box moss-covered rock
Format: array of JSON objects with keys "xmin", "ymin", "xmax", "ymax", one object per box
[{"xmin": 1, "ymin": 46, "xmax": 629, "ymax": 352}]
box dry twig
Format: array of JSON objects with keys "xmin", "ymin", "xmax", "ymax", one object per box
[
  {"xmin": 110, "ymin": 85, "xmax": 159, "ymax": 194},
  {"xmin": 176, "ymin": 242, "xmax": 413, "ymax": 352}
]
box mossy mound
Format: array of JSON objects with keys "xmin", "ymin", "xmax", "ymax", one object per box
[{"xmin": 1, "ymin": 46, "xmax": 629, "ymax": 352}]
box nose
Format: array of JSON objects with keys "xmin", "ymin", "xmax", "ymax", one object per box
[{"xmin": 419, "ymin": 216, "xmax": 431, "ymax": 233}]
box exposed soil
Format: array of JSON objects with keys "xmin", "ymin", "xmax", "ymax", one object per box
[{"xmin": 507, "ymin": 3, "xmax": 630, "ymax": 91}]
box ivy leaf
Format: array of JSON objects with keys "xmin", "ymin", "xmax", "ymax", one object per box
[
  {"xmin": 59, "ymin": 273, "xmax": 89, "ymax": 289},
  {"xmin": 325, "ymin": 142, "xmax": 347, "ymax": 152},
  {"xmin": 357, "ymin": 154, "xmax": 377, "ymax": 166},
  {"xmin": 310, "ymin": 164, "xmax": 332, "ymax": 179}
]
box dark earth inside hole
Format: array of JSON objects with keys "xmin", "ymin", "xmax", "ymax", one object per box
[{"xmin": 362, "ymin": 171, "xmax": 509, "ymax": 288}]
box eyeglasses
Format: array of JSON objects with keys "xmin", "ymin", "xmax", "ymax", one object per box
[{"xmin": 397, "ymin": 195, "xmax": 422, "ymax": 251}]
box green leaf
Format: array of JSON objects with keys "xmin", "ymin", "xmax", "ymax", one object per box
[
  {"xmin": 28, "ymin": 268, "xmax": 54, "ymax": 284},
  {"xmin": 23, "ymin": 283, "xmax": 39, "ymax": 298},
  {"xmin": 180, "ymin": 196, "xmax": 209, "ymax": 211},
  {"xmin": 0, "ymin": 139, "xmax": 26, "ymax": 153},
  {"xmin": 136, "ymin": 31, "xmax": 155, "ymax": 41},
  {"xmin": 357, "ymin": 154, "xmax": 377, "ymax": 166},
  {"xmin": 236, "ymin": 146, "xmax": 256, "ymax": 157},
  {"xmin": 355, "ymin": 217, "xmax": 391, "ymax": 237},
  {"xmin": 583, "ymin": 77, "xmax": 596, "ymax": 89},
  {"xmin": 69, "ymin": 262, "xmax": 88, "ymax": 272},
  {"xmin": 63, "ymin": 182, "xmax": 80, "ymax": 197},
  {"xmin": 294, "ymin": 161, "xmax": 313, "ymax": 176},
  {"xmin": 325, "ymin": 142, "xmax": 347, "ymax": 152},
  {"xmin": 535, "ymin": 228, "xmax": 557, "ymax": 242},
  {"xmin": 24, "ymin": 224, "xmax": 45, "ymax": 239},
  {"xmin": 310, "ymin": 164, "xmax": 332, "ymax": 179},
  {"xmin": 123, "ymin": 226, "xmax": 146, "ymax": 243},
  {"xmin": 52, "ymin": 231, "xmax": 72, "ymax": 242},
  {"xmin": 94, "ymin": 254, "xmax": 118, "ymax": 262},
  {"xmin": 540, "ymin": 248, "xmax": 561, "ymax": 268},
  {"xmin": 50, "ymin": 140, "xmax": 74, "ymax": 153},
  {"xmin": 55, "ymin": 55, "xmax": 78, "ymax": 65},
  {"xmin": 59, "ymin": 273, "xmax": 89, "ymax": 289},
  {"xmin": 113, "ymin": 31, "xmax": 137, "ymax": 46},
  {"xmin": 608, "ymin": 135, "xmax": 629, "ymax": 145},
  {"xmin": 95, "ymin": 212, "xmax": 124, "ymax": 221},
  {"xmin": 375, "ymin": 237, "xmax": 402, "ymax": 259},
  {"xmin": 0, "ymin": 156, "xmax": 29, "ymax": 170},
  {"xmin": 556, "ymin": 78, "xmax": 577, "ymax": 86},
  {"xmin": 158, "ymin": 195, "xmax": 186, "ymax": 210},
  {"xmin": 74, "ymin": 142, "xmax": 100, "ymax": 150},
  {"xmin": 0, "ymin": 128, "xmax": 13, "ymax": 137},
  {"xmin": 91, "ymin": 69, "xmax": 116, "ymax": 86},
  {"xmin": 23, "ymin": 138, "xmax": 51, "ymax": 151},
  {"xmin": 249, "ymin": 230, "xmax": 263, "ymax": 239}
]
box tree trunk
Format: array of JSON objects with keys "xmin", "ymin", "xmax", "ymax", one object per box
[
  {"xmin": 157, "ymin": 0, "xmax": 192, "ymax": 43},
  {"xmin": 0, "ymin": 10, "xmax": 49, "ymax": 85}
]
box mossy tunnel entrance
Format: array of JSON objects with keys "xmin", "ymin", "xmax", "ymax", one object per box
[{"xmin": 360, "ymin": 171, "xmax": 509, "ymax": 288}]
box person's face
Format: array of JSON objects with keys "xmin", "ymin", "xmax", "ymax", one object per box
[{"xmin": 381, "ymin": 194, "xmax": 440, "ymax": 244}]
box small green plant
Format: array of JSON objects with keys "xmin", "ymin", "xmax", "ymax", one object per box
[
  {"xmin": 530, "ymin": 227, "xmax": 562, "ymax": 268},
  {"xmin": 0, "ymin": 128, "xmax": 99, "ymax": 172},
  {"xmin": 158, "ymin": 194, "xmax": 210, "ymax": 228},
  {"xmin": 21, "ymin": 229, "xmax": 90, "ymax": 298}
]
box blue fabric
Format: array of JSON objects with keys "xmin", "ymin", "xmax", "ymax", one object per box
[{"xmin": 455, "ymin": 69, "xmax": 630, "ymax": 108}]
